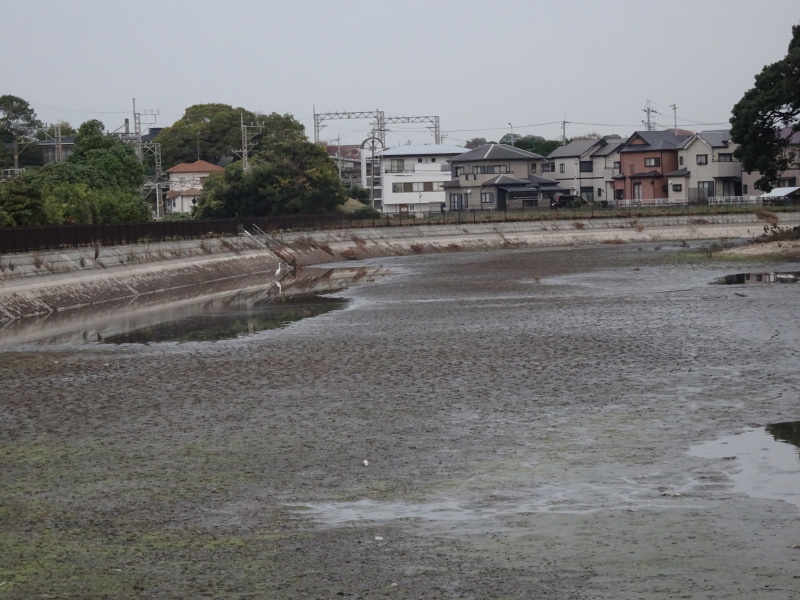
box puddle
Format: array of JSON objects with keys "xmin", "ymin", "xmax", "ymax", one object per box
[
  {"xmin": 689, "ymin": 421, "xmax": 800, "ymax": 508},
  {"xmin": 100, "ymin": 295, "xmax": 347, "ymax": 344},
  {"xmin": 715, "ymin": 271, "xmax": 800, "ymax": 285}
]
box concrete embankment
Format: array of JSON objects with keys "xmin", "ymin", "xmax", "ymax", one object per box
[{"xmin": 1, "ymin": 212, "xmax": 796, "ymax": 322}]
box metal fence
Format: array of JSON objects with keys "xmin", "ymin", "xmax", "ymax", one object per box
[{"xmin": 1, "ymin": 198, "xmax": 797, "ymax": 254}]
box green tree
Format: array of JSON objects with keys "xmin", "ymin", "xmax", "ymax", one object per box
[
  {"xmin": 68, "ymin": 119, "xmax": 144, "ymax": 189},
  {"xmin": 464, "ymin": 137, "xmax": 487, "ymax": 149},
  {"xmin": 731, "ymin": 23, "xmax": 800, "ymax": 191},
  {"xmin": 154, "ymin": 104, "xmax": 307, "ymax": 168},
  {"xmin": 512, "ymin": 135, "xmax": 561, "ymax": 157},
  {"xmin": 0, "ymin": 95, "xmax": 42, "ymax": 139},
  {"xmin": 195, "ymin": 139, "xmax": 346, "ymax": 218}
]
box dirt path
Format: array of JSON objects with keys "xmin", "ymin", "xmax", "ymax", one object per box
[{"xmin": 2, "ymin": 244, "xmax": 800, "ymax": 599}]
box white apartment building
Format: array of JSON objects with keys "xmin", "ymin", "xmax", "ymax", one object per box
[{"xmin": 378, "ymin": 144, "xmax": 466, "ymax": 214}]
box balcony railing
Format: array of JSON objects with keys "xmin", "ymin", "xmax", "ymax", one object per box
[{"xmin": 384, "ymin": 164, "xmax": 451, "ymax": 174}]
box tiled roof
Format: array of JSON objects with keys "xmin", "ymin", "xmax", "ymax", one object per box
[
  {"xmin": 547, "ymin": 139, "xmax": 602, "ymax": 159},
  {"xmin": 629, "ymin": 170, "xmax": 663, "ymax": 179},
  {"xmin": 665, "ymin": 167, "xmax": 690, "ymax": 177},
  {"xmin": 620, "ymin": 131, "xmax": 692, "ymax": 153},
  {"xmin": 482, "ymin": 175, "xmax": 531, "ymax": 186},
  {"xmin": 449, "ymin": 143, "xmax": 545, "ymax": 163},
  {"xmin": 166, "ymin": 160, "xmax": 224, "ymax": 174},
  {"xmin": 166, "ymin": 188, "xmax": 202, "ymax": 199},
  {"xmin": 696, "ymin": 130, "xmax": 731, "ymax": 148}
]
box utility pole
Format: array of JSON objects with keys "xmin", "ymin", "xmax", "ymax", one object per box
[
  {"xmin": 670, "ymin": 104, "xmax": 678, "ymax": 132},
  {"xmin": 561, "ymin": 116, "xmax": 567, "ymax": 145},
  {"xmin": 336, "ymin": 135, "xmax": 342, "ymax": 179},
  {"xmin": 54, "ymin": 123, "xmax": 62, "ymax": 163},
  {"xmin": 237, "ymin": 113, "xmax": 263, "ymax": 173},
  {"xmin": 642, "ymin": 100, "xmax": 656, "ymax": 132},
  {"xmin": 508, "ymin": 123, "xmax": 514, "ymax": 146}
]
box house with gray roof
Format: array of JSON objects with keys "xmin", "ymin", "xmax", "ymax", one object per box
[
  {"xmin": 444, "ymin": 143, "xmax": 564, "ymax": 210},
  {"xmin": 668, "ymin": 130, "xmax": 743, "ymax": 202},
  {"xmin": 614, "ymin": 130, "xmax": 692, "ymax": 203},
  {"xmin": 546, "ymin": 138, "xmax": 624, "ymax": 204}
]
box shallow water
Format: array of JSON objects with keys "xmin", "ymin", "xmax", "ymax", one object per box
[{"xmin": 689, "ymin": 422, "xmax": 800, "ymax": 508}]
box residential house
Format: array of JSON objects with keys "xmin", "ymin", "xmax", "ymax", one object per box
[
  {"xmin": 379, "ymin": 144, "xmax": 466, "ymax": 214},
  {"xmin": 614, "ymin": 130, "xmax": 692, "ymax": 203},
  {"xmin": 444, "ymin": 144, "xmax": 564, "ymax": 210},
  {"xmin": 164, "ymin": 159, "xmax": 224, "ymax": 214},
  {"xmin": 667, "ymin": 130, "xmax": 742, "ymax": 202},
  {"xmin": 546, "ymin": 138, "xmax": 624, "ymax": 204},
  {"xmin": 741, "ymin": 127, "xmax": 800, "ymax": 195}
]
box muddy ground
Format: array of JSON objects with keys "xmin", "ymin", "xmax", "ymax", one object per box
[{"xmin": 2, "ymin": 242, "xmax": 800, "ymax": 599}]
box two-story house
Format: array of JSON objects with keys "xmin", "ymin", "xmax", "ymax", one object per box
[
  {"xmin": 444, "ymin": 144, "xmax": 563, "ymax": 210},
  {"xmin": 164, "ymin": 159, "xmax": 224, "ymax": 214},
  {"xmin": 547, "ymin": 138, "xmax": 624, "ymax": 204},
  {"xmin": 667, "ymin": 130, "xmax": 743, "ymax": 202},
  {"xmin": 378, "ymin": 144, "xmax": 466, "ymax": 214},
  {"xmin": 614, "ymin": 130, "xmax": 692, "ymax": 203}
]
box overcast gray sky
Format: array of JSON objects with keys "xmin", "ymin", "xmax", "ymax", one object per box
[{"xmin": 4, "ymin": 0, "xmax": 799, "ymax": 148}]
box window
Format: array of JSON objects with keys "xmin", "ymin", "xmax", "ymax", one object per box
[
  {"xmin": 455, "ymin": 167, "xmax": 465, "ymax": 176},
  {"xmin": 418, "ymin": 158, "xmax": 423, "ymax": 163},
  {"xmin": 579, "ymin": 161, "xmax": 593, "ymax": 173},
  {"xmin": 756, "ymin": 275, "xmax": 763, "ymax": 282},
  {"xmin": 542, "ymin": 162, "xmax": 555, "ymax": 173},
  {"xmin": 615, "ymin": 189, "xmax": 624, "ymax": 200},
  {"xmin": 392, "ymin": 183, "xmax": 404, "ymax": 193},
  {"xmin": 679, "ymin": 156, "xmax": 684, "ymax": 166},
  {"xmin": 559, "ymin": 163, "xmax": 565, "ymax": 173},
  {"xmin": 778, "ymin": 177, "xmax": 797, "ymax": 187},
  {"xmin": 530, "ymin": 162, "xmax": 537, "ymax": 173},
  {"xmin": 597, "ymin": 188, "xmax": 603, "ymax": 197},
  {"xmin": 718, "ymin": 153, "xmax": 733, "ymax": 162},
  {"xmin": 580, "ymin": 187, "xmax": 594, "ymax": 203},
  {"xmin": 743, "ymin": 184, "xmax": 748, "ymax": 194},
  {"xmin": 644, "ymin": 157, "xmax": 661, "ymax": 167},
  {"xmin": 662, "ymin": 184, "xmax": 668, "ymax": 193},
  {"xmin": 431, "ymin": 158, "xmax": 436, "ymax": 162},
  {"xmin": 630, "ymin": 165, "xmax": 634, "ymax": 174},
  {"xmin": 698, "ymin": 181, "xmax": 715, "ymax": 197},
  {"xmin": 672, "ymin": 184, "xmax": 683, "ymax": 192},
  {"xmin": 481, "ymin": 192, "xmax": 495, "ymax": 204},
  {"xmin": 449, "ymin": 193, "xmax": 466, "ymax": 211},
  {"xmin": 696, "ymin": 154, "xmax": 708, "ymax": 165},
  {"xmin": 613, "ymin": 161, "xmax": 621, "ymax": 171},
  {"xmin": 389, "ymin": 158, "xmax": 405, "ymax": 172}
]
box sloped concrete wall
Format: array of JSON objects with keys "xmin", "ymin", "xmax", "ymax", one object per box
[{"xmin": 2, "ymin": 212, "xmax": 797, "ymax": 322}]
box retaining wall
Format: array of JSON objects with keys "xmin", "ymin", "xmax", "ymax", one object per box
[{"xmin": 1, "ymin": 212, "xmax": 796, "ymax": 323}]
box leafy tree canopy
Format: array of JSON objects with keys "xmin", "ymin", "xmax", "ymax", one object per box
[
  {"xmin": 464, "ymin": 137, "xmax": 487, "ymax": 149},
  {"xmin": 68, "ymin": 119, "xmax": 144, "ymax": 189},
  {"xmin": 731, "ymin": 23, "xmax": 800, "ymax": 191},
  {"xmin": 0, "ymin": 94, "xmax": 42, "ymax": 139},
  {"xmin": 154, "ymin": 103, "xmax": 306, "ymax": 169},
  {"xmin": 511, "ymin": 135, "xmax": 561, "ymax": 157},
  {"xmin": 0, "ymin": 118, "xmax": 148, "ymax": 226},
  {"xmin": 195, "ymin": 138, "xmax": 346, "ymax": 219}
]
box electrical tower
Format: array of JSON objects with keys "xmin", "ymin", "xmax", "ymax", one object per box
[
  {"xmin": 234, "ymin": 114, "xmax": 263, "ymax": 173},
  {"xmin": 313, "ymin": 108, "xmax": 442, "ymax": 146}
]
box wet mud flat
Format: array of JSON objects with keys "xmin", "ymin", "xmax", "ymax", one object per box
[{"xmin": 2, "ymin": 244, "xmax": 800, "ymax": 599}]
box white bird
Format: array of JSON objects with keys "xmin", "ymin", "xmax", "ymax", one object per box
[
  {"xmin": 275, "ymin": 262, "xmax": 282, "ymax": 277},
  {"xmin": 362, "ymin": 460, "xmax": 369, "ymax": 467}
]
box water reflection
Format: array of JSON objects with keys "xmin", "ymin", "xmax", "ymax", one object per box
[
  {"xmin": 102, "ymin": 295, "xmax": 347, "ymax": 344},
  {"xmin": 689, "ymin": 421, "xmax": 800, "ymax": 507},
  {"xmin": 0, "ymin": 265, "xmax": 388, "ymax": 346},
  {"xmin": 715, "ymin": 271, "xmax": 800, "ymax": 285},
  {"xmin": 766, "ymin": 421, "xmax": 800, "ymax": 449}
]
